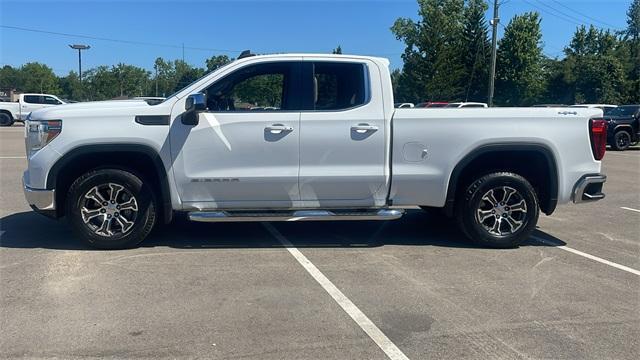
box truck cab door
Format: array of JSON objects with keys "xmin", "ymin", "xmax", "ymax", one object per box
[
  {"xmin": 20, "ymin": 95, "xmax": 47, "ymax": 119},
  {"xmin": 299, "ymin": 60, "xmax": 387, "ymax": 208},
  {"xmin": 169, "ymin": 60, "xmax": 303, "ymax": 210}
]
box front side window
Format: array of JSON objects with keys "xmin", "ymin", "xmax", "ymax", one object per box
[
  {"xmin": 311, "ymin": 62, "xmax": 368, "ymax": 111},
  {"xmin": 23, "ymin": 95, "xmax": 41, "ymax": 104},
  {"xmin": 203, "ymin": 62, "xmax": 299, "ymax": 112},
  {"xmin": 43, "ymin": 96, "xmax": 61, "ymax": 105}
]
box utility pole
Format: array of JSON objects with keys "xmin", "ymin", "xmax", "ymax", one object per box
[
  {"xmin": 69, "ymin": 44, "xmax": 90, "ymax": 99},
  {"xmin": 488, "ymin": 0, "xmax": 499, "ymax": 107}
]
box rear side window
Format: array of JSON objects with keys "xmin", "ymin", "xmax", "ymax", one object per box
[
  {"xmin": 308, "ymin": 62, "xmax": 368, "ymax": 111},
  {"xmin": 23, "ymin": 95, "xmax": 41, "ymax": 104}
]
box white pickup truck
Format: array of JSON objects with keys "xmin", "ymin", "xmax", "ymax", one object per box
[
  {"xmin": 0, "ymin": 93, "xmax": 66, "ymax": 126},
  {"xmin": 23, "ymin": 53, "xmax": 608, "ymax": 249}
]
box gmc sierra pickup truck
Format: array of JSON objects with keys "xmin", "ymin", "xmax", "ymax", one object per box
[
  {"xmin": 23, "ymin": 53, "xmax": 608, "ymax": 249},
  {"xmin": 0, "ymin": 93, "xmax": 66, "ymax": 126}
]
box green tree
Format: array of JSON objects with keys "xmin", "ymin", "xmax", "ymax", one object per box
[
  {"xmin": 0, "ymin": 65, "xmax": 21, "ymax": 90},
  {"xmin": 392, "ymin": 0, "xmax": 468, "ymax": 102},
  {"xmin": 623, "ymin": 0, "xmax": 639, "ymax": 102},
  {"xmin": 462, "ymin": 0, "xmax": 490, "ymax": 102},
  {"xmin": 111, "ymin": 63, "xmax": 151, "ymax": 97},
  {"xmin": 332, "ymin": 45, "xmax": 343, "ymax": 54},
  {"xmin": 563, "ymin": 26, "xmax": 626, "ymax": 104},
  {"xmin": 205, "ymin": 55, "xmax": 232, "ymax": 72},
  {"xmin": 495, "ymin": 12, "xmax": 545, "ymax": 106},
  {"xmin": 18, "ymin": 63, "xmax": 60, "ymax": 94},
  {"xmin": 58, "ymin": 71, "xmax": 83, "ymax": 101}
]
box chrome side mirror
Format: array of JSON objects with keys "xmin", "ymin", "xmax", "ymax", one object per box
[{"xmin": 183, "ymin": 93, "xmax": 207, "ymax": 125}]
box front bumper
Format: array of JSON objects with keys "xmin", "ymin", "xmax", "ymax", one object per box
[
  {"xmin": 23, "ymin": 175, "xmax": 56, "ymax": 217},
  {"xmin": 572, "ymin": 174, "xmax": 606, "ymax": 203}
]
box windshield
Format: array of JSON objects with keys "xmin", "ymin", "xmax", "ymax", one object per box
[{"xmin": 607, "ymin": 106, "xmax": 639, "ymax": 117}]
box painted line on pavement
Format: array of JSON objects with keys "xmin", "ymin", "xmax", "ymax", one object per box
[
  {"xmin": 263, "ymin": 223, "xmax": 410, "ymax": 360},
  {"xmin": 532, "ymin": 236, "xmax": 640, "ymax": 276},
  {"xmin": 621, "ymin": 207, "xmax": 640, "ymax": 214}
]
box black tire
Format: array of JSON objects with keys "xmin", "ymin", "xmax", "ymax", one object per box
[
  {"xmin": 612, "ymin": 130, "xmax": 631, "ymax": 151},
  {"xmin": 0, "ymin": 112, "xmax": 14, "ymax": 127},
  {"xmin": 456, "ymin": 172, "xmax": 539, "ymax": 249},
  {"xmin": 66, "ymin": 169, "xmax": 156, "ymax": 249}
]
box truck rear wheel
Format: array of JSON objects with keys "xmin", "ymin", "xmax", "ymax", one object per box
[
  {"xmin": 66, "ymin": 169, "xmax": 156, "ymax": 249},
  {"xmin": 612, "ymin": 130, "xmax": 631, "ymax": 151},
  {"xmin": 456, "ymin": 172, "xmax": 539, "ymax": 248},
  {"xmin": 0, "ymin": 112, "xmax": 14, "ymax": 127}
]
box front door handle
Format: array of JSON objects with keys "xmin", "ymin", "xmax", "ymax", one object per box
[
  {"xmin": 351, "ymin": 124, "xmax": 379, "ymax": 134},
  {"xmin": 265, "ymin": 124, "xmax": 293, "ymax": 134}
]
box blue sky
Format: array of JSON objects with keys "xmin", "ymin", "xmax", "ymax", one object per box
[{"xmin": 0, "ymin": 0, "xmax": 632, "ymax": 75}]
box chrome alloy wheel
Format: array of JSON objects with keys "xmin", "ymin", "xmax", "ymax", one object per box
[
  {"xmin": 80, "ymin": 183, "xmax": 139, "ymax": 237},
  {"xmin": 475, "ymin": 186, "xmax": 527, "ymax": 236}
]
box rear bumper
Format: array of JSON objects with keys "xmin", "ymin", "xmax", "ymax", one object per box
[
  {"xmin": 23, "ymin": 175, "xmax": 56, "ymax": 218},
  {"xmin": 572, "ymin": 174, "xmax": 606, "ymax": 204}
]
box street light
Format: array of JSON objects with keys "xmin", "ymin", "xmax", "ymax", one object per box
[{"xmin": 69, "ymin": 44, "xmax": 90, "ymax": 97}]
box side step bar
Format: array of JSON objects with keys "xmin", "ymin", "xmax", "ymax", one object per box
[{"xmin": 188, "ymin": 209, "xmax": 405, "ymax": 223}]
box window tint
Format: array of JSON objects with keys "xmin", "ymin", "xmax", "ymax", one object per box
[
  {"xmin": 204, "ymin": 62, "xmax": 299, "ymax": 112},
  {"xmin": 312, "ymin": 62, "xmax": 367, "ymax": 111},
  {"xmin": 23, "ymin": 95, "xmax": 41, "ymax": 104},
  {"xmin": 43, "ymin": 96, "xmax": 61, "ymax": 105}
]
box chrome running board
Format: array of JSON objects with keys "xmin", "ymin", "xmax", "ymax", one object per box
[{"xmin": 188, "ymin": 209, "xmax": 404, "ymax": 223}]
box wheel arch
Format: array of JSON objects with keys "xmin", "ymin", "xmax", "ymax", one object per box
[
  {"xmin": 47, "ymin": 144, "xmax": 173, "ymax": 224},
  {"xmin": 443, "ymin": 143, "xmax": 559, "ymax": 217}
]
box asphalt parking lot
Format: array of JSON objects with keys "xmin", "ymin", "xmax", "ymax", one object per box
[{"xmin": 1, "ymin": 123, "xmax": 639, "ymax": 359}]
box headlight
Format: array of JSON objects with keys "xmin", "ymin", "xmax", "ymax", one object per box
[{"xmin": 25, "ymin": 119, "xmax": 62, "ymax": 158}]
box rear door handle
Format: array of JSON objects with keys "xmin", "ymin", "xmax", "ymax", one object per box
[
  {"xmin": 351, "ymin": 124, "xmax": 379, "ymax": 134},
  {"xmin": 265, "ymin": 124, "xmax": 293, "ymax": 134}
]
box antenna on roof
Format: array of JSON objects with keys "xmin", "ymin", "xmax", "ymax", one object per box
[{"xmin": 238, "ymin": 50, "xmax": 255, "ymax": 59}]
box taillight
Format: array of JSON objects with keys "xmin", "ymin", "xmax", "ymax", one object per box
[{"xmin": 589, "ymin": 118, "xmax": 607, "ymax": 161}]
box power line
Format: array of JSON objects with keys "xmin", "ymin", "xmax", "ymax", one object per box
[
  {"xmin": 547, "ymin": 0, "xmax": 621, "ymax": 30},
  {"xmin": 0, "ymin": 25, "xmax": 245, "ymax": 54}
]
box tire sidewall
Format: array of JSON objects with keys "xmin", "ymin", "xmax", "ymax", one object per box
[
  {"xmin": 614, "ymin": 131, "xmax": 631, "ymax": 151},
  {"xmin": 66, "ymin": 169, "xmax": 156, "ymax": 249},
  {"xmin": 0, "ymin": 113, "xmax": 14, "ymax": 127},
  {"xmin": 459, "ymin": 173, "xmax": 539, "ymax": 248}
]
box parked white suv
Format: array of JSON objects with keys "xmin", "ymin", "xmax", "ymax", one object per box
[
  {"xmin": 23, "ymin": 53, "xmax": 607, "ymax": 249},
  {"xmin": 0, "ymin": 93, "xmax": 66, "ymax": 126}
]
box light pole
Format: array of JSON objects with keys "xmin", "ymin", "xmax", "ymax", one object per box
[{"xmin": 69, "ymin": 44, "xmax": 90, "ymax": 98}]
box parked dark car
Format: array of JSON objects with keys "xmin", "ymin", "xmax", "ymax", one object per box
[{"xmin": 605, "ymin": 105, "xmax": 640, "ymax": 151}]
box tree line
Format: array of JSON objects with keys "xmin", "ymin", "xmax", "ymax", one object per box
[
  {"xmin": 0, "ymin": 55, "xmax": 232, "ymax": 101},
  {"xmin": 1, "ymin": 0, "xmax": 638, "ymax": 106},
  {"xmin": 392, "ymin": 0, "xmax": 639, "ymax": 105}
]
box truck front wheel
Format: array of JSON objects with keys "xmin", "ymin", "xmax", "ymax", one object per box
[
  {"xmin": 0, "ymin": 112, "xmax": 14, "ymax": 127},
  {"xmin": 456, "ymin": 172, "xmax": 539, "ymax": 248},
  {"xmin": 66, "ymin": 169, "xmax": 156, "ymax": 249}
]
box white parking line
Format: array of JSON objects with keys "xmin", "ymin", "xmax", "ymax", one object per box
[
  {"xmin": 532, "ymin": 236, "xmax": 640, "ymax": 276},
  {"xmin": 263, "ymin": 223, "xmax": 410, "ymax": 360},
  {"xmin": 0, "ymin": 156, "xmax": 26, "ymax": 159},
  {"xmin": 621, "ymin": 207, "xmax": 640, "ymax": 213}
]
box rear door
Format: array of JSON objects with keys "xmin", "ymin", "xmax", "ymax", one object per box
[{"xmin": 298, "ymin": 59, "xmax": 387, "ymax": 207}]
